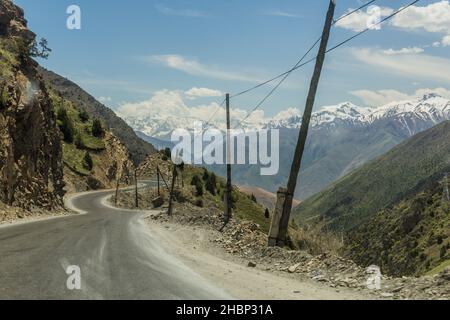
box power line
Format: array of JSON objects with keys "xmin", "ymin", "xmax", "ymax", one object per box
[
  {"xmin": 236, "ymin": 0, "xmax": 419, "ymax": 127},
  {"xmin": 326, "ymin": 0, "xmax": 420, "ymax": 53},
  {"xmin": 203, "ymin": 97, "xmax": 226, "ymax": 131},
  {"xmin": 333, "ymin": 0, "xmax": 377, "ymax": 24},
  {"xmin": 230, "ymin": 0, "xmax": 378, "ymax": 100},
  {"xmin": 233, "ymin": 37, "xmax": 321, "ymax": 128}
]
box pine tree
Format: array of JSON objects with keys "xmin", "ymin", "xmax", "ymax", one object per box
[
  {"xmin": 202, "ymin": 169, "xmax": 209, "ymax": 181},
  {"xmin": 83, "ymin": 151, "xmax": 93, "ymax": 171},
  {"xmin": 205, "ymin": 174, "xmax": 216, "ymax": 195},
  {"xmin": 79, "ymin": 109, "xmax": 89, "ymax": 122},
  {"xmin": 57, "ymin": 108, "xmax": 74, "ymax": 143},
  {"xmin": 191, "ymin": 175, "xmax": 203, "ymax": 196},
  {"xmin": 75, "ymin": 132, "xmax": 84, "ymax": 149},
  {"xmin": 92, "ymin": 118, "xmax": 103, "ymax": 137}
]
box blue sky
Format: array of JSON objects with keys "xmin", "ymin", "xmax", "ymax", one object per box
[{"xmin": 14, "ymin": 0, "xmax": 450, "ymax": 120}]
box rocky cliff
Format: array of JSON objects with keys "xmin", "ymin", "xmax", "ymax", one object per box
[{"xmin": 0, "ymin": 0, "xmax": 64, "ymax": 210}]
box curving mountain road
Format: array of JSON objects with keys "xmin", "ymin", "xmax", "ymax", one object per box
[{"xmin": 0, "ymin": 186, "xmax": 232, "ymax": 300}]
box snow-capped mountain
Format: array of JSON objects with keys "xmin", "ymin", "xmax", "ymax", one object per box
[
  {"xmin": 268, "ymin": 94, "xmax": 450, "ymax": 131},
  {"xmin": 119, "ymin": 92, "xmax": 450, "ymax": 200},
  {"xmin": 120, "ymin": 93, "xmax": 450, "ymax": 140}
]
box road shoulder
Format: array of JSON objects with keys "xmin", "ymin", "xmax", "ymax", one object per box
[{"xmin": 143, "ymin": 212, "xmax": 371, "ymax": 300}]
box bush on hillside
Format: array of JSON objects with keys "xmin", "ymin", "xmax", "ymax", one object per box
[{"xmin": 57, "ymin": 108, "xmax": 74, "ymax": 143}]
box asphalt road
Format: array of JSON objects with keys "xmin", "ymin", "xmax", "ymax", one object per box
[{"xmin": 0, "ymin": 186, "xmax": 231, "ymax": 300}]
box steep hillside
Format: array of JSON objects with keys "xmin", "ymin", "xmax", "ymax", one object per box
[
  {"xmin": 346, "ymin": 181, "xmax": 450, "ymax": 276},
  {"xmin": 0, "ymin": 0, "xmax": 64, "ymax": 209},
  {"xmin": 294, "ymin": 120, "xmax": 450, "ymax": 231},
  {"xmin": 39, "ymin": 68, "xmax": 156, "ymax": 165},
  {"xmin": 120, "ymin": 152, "xmax": 272, "ymax": 232},
  {"xmin": 47, "ymin": 90, "xmax": 133, "ymax": 192},
  {"xmin": 238, "ymin": 185, "xmax": 300, "ymax": 211},
  {"xmin": 0, "ymin": 0, "xmax": 136, "ymax": 201}
]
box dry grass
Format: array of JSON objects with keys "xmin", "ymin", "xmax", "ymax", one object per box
[{"xmin": 290, "ymin": 221, "xmax": 343, "ymax": 256}]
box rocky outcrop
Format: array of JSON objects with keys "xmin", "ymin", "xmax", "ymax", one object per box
[
  {"xmin": 0, "ymin": 0, "xmax": 64, "ymax": 209},
  {"xmin": 0, "ymin": 0, "xmax": 34, "ymax": 41},
  {"xmin": 63, "ymin": 132, "xmax": 134, "ymax": 193}
]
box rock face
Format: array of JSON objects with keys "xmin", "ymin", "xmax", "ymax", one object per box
[
  {"xmin": 0, "ymin": 0, "xmax": 64, "ymax": 209},
  {"xmin": 63, "ymin": 132, "xmax": 134, "ymax": 193}
]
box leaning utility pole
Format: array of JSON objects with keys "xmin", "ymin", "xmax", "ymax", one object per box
[
  {"xmin": 115, "ymin": 174, "xmax": 120, "ymax": 206},
  {"xmin": 269, "ymin": 0, "xmax": 336, "ymax": 247},
  {"xmin": 134, "ymin": 169, "xmax": 138, "ymax": 208},
  {"xmin": 221, "ymin": 93, "xmax": 233, "ymax": 230},
  {"xmin": 167, "ymin": 164, "xmax": 177, "ymax": 216},
  {"xmin": 156, "ymin": 165, "xmax": 161, "ymax": 196}
]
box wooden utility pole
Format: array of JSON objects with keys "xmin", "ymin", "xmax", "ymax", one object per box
[
  {"xmin": 156, "ymin": 166, "xmax": 161, "ymax": 196},
  {"xmin": 167, "ymin": 164, "xmax": 177, "ymax": 216},
  {"xmin": 159, "ymin": 169, "xmax": 170, "ymax": 191},
  {"xmin": 269, "ymin": 0, "xmax": 336, "ymax": 247},
  {"xmin": 115, "ymin": 174, "xmax": 120, "ymax": 206},
  {"xmin": 134, "ymin": 169, "xmax": 138, "ymax": 208},
  {"xmin": 221, "ymin": 93, "xmax": 233, "ymax": 231}
]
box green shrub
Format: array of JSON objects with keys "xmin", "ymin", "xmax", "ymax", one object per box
[
  {"xmin": 83, "ymin": 151, "xmax": 93, "ymax": 171},
  {"xmin": 78, "ymin": 109, "xmax": 89, "ymax": 122},
  {"xmin": 265, "ymin": 208, "xmax": 270, "ymax": 219},
  {"xmin": 440, "ymin": 245, "xmax": 447, "ymax": 259},
  {"xmin": 74, "ymin": 132, "xmax": 84, "ymax": 149},
  {"xmin": 0, "ymin": 85, "xmax": 9, "ymax": 108},
  {"xmin": 202, "ymin": 169, "xmax": 209, "ymax": 181},
  {"xmin": 57, "ymin": 108, "xmax": 74, "ymax": 143},
  {"xmin": 191, "ymin": 175, "xmax": 204, "ymax": 196},
  {"xmin": 205, "ymin": 172, "xmax": 217, "ymax": 195},
  {"xmin": 191, "ymin": 175, "xmax": 201, "ymax": 186},
  {"xmin": 92, "ymin": 118, "xmax": 103, "ymax": 137}
]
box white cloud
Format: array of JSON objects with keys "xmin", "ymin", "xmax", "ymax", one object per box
[
  {"xmin": 155, "ymin": 4, "xmax": 208, "ymax": 18},
  {"xmin": 350, "ymin": 87, "xmax": 450, "ymax": 106},
  {"xmin": 336, "ymin": 1, "xmax": 450, "ymax": 45},
  {"xmin": 351, "ymin": 47, "xmax": 450, "ymax": 83},
  {"xmin": 185, "ymin": 87, "xmax": 223, "ymax": 99},
  {"xmin": 432, "ymin": 41, "xmax": 442, "ymax": 47},
  {"xmin": 381, "ymin": 47, "xmax": 424, "ymax": 55},
  {"xmin": 262, "ymin": 10, "xmax": 302, "ymax": 18},
  {"xmin": 390, "ymin": 1, "xmax": 450, "ymax": 34},
  {"xmin": 116, "ymin": 89, "xmax": 297, "ymax": 134},
  {"xmin": 273, "ymin": 107, "xmax": 301, "ymax": 120},
  {"xmin": 442, "ymin": 35, "xmax": 450, "ymax": 46},
  {"xmin": 146, "ymin": 54, "xmax": 265, "ymax": 83},
  {"xmin": 335, "ymin": 6, "xmax": 393, "ymax": 32}
]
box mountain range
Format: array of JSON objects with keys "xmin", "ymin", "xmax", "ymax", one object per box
[{"xmin": 123, "ymin": 94, "xmax": 450, "ymax": 199}]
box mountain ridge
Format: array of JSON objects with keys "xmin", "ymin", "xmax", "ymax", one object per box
[
  {"xmin": 293, "ymin": 120, "xmax": 450, "ymax": 231},
  {"xmin": 132, "ymin": 93, "xmax": 450, "ymax": 200},
  {"xmin": 123, "ymin": 93, "xmax": 450, "ymax": 139},
  {"xmin": 38, "ymin": 68, "xmax": 156, "ymax": 166}
]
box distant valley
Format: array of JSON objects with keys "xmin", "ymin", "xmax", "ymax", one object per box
[{"xmin": 124, "ymin": 94, "xmax": 450, "ymax": 200}]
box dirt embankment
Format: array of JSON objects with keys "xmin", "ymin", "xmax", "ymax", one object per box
[{"xmin": 143, "ymin": 199, "xmax": 450, "ymax": 300}]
